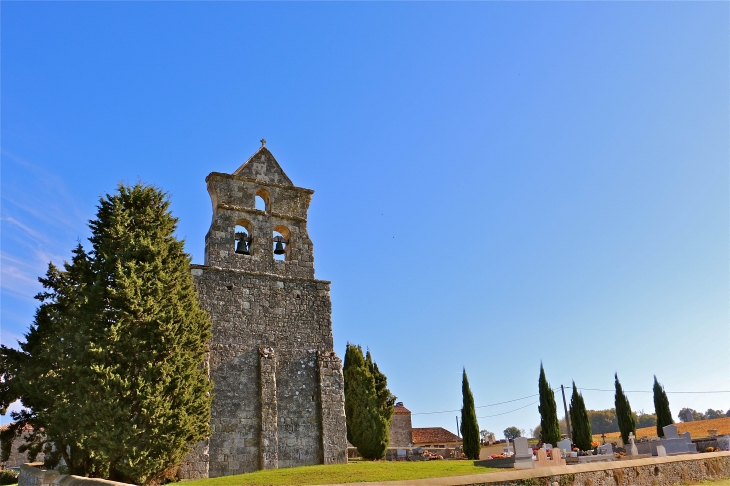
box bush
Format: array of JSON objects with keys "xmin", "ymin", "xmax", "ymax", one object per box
[{"xmin": 0, "ymin": 470, "xmax": 19, "ymax": 485}]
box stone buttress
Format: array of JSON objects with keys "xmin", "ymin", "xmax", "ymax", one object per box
[{"xmin": 178, "ymin": 144, "xmax": 348, "ymax": 478}]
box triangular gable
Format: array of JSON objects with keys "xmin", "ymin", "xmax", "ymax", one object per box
[{"xmin": 233, "ymin": 146, "xmax": 294, "ymax": 186}]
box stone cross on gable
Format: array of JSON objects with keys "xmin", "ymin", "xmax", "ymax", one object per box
[{"xmin": 261, "ymin": 138, "xmax": 267, "ymax": 147}]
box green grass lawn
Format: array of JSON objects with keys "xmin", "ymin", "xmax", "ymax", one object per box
[{"xmin": 184, "ymin": 460, "xmax": 499, "ymax": 486}]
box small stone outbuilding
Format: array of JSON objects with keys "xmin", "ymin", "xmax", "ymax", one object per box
[{"xmin": 389, "ymin": 402, "xmax": 413, "ymax": 447}]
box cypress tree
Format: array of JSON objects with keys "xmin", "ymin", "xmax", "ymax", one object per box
[
  {"xmin": 653, "ymin": 376, "xmax": 674, "ymax": 437},
  {"xmin": 538, "ymin": 363, "xmax": 561, "ymax": 446},
  {"xmin": 569, "ymin": 382, "xmax": 592, "ymax": 451},
  {"xmin": 342, "ymin": 343, "xmax": 360, "ymax": 445},
  {"xmin": 614, "ymin": 373, "xmax": 636, "ymax": 444},
  {"xmin": 460, "ymin": 368, "xmax": 481, "ymax": 460},
  {"xmin": 1, "ymin": 183, "xmax": 213, "ymax": 485},
  {"xmin": 343, "ymin": 344, "xmax": 391, "ymax": 460},
  {"xmin": 366, "ymin": 351, "xmax": 396, "ymax": 428}
]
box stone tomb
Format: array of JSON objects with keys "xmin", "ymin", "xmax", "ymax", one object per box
[
  {"xmin": 660, "ymin": 425, "xmax": 697, "ymax": 455},
  {"xmin": 513, "ymin": 437, "xmax": 534, "ymax": 469},
  {"xmin": 597, "ymin": 443, "xmax": 613, "ymax": 455},
  {"xmin": 634, "ymin": 425, "xmax": 697, "ymax": 457}
]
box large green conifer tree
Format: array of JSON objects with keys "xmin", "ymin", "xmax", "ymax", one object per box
[
  {"xmin": 569, "ymin": 382, "xmax": 592, "ymax": 451},
  {"xmin": 614, "ymin": 373, "xmax": 636, "ymax": 444},
  {"xmin": 538, "ymin": 363, "xmax": 561, "ymax": 446},
  {"xmin": 366, "ymin": 351, "xmax": 396, "ymax": 430},
  {"xmin": 343, "ymin": 344, "xmax": 393, "ymax": 460},
  {"xmin": 0, "ymin": 183, "xmax": 212, "ymax": 485},
  {"xmin": 460, "ymin": 369, "xmax": 481, "ymax": 460},
  {"xmin": 653, "ymin": 376, "xmax": 674, "ymax": 437},
  {"xmin": 342, "ymin": 343, "xmax": 361, "ymax": 445}
]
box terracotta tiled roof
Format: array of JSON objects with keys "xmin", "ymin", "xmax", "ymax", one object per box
[
  {"xmin": 0, "ymin": 423, "xmax": 34, "ymax": 433},
  {"xmin": 394, "ymin": 403, "xmax": 411, "ymax": 415},
  {"xmin": 412, "ymin": 427, "xmax": 460, "ymax": 444}
]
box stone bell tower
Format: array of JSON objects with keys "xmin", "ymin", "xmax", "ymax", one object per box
[{"xmin": 182, "ymin": 141, "xmax": 348, "ymax": 478}]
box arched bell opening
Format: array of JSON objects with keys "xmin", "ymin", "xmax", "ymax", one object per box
[
  {"xmin": 255, "ymin": 188, "xmax": 270, "ymax": 212},
  {"xmin": 234, "ymin": 220, "xmax": 253, "ymax": 256},
  {"xmin": 272, "ymin": 225, "xmax": 291, "ymax": 262}
]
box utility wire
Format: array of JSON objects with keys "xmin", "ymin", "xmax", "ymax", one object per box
[
  {"xmin": 411, "ymin": 387, "xmax": 728, "ymax": 416},
  {"xmin": 578, "ymin": 388, "xmax": 730, "ymax": 394},
  {"xmin": 477, "ymin": 401, "xmax": 538, "ymax": 419},
  {"xmin": 476, "ymin": 393, "xmax": 540, "ymax": 409},
  {"xmin": 411, "ymin": 391, "xmax": 554, "ymax": 415}
]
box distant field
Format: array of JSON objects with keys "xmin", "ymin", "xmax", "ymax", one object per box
[
  {"xmin": 597, "ymin": 417, "xmax": 730, "ymax": 440},
  {"xmin": 184, "ymin": 461, "xmax": 500, "ymax": 486}
]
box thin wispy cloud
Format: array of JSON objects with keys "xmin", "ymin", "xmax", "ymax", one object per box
[
  {"xmin": 1, "ymin": 215, "xmax": 49, "ymax": 244},
  {"xmin": 1, "ymin": 150, "xmax": 87, "ymax": 230},
  {"xmin": 1, "ymin": 152, "xmax": 89, "ymax": 341}
]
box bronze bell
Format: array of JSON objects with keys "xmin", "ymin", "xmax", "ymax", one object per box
[
  {"xmin": 235, "ymin": 238, "xmax": 249, "ymax": 255},
  {"xmin": 273, "ymin": 240, "xmax": 286, "ymax": 255}
]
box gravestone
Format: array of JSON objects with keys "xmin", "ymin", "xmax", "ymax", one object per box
[
  {"xmin": 656, "ymin": 445, "xmax": 667, "ymax": 457},
  {"xmin": 685, "ymin": 409, "xmax": 693, "ymax": 422},
  {"xmin": 663, "ymin": 424, "xmax": 679, "ymax": 439},
  {"xmin": 550, "ymin": 447, "xmax": 565, "ymax": 466},
  {"xmin": 557, "ymin": 439, "xmax": 572, "ymax": 452},
  {"xmin": 597, "ymin": 443, "xmax": 613, "ymax": 455},
  {"xmin": 536, "ymin": 447, "xmax": 549, "ymax": 467},
  {"xmin": 717, "ymin": 436, "xmax": 730, "ymax": 451},
  {"xmin": 683, "ymin": 432, "xmax": 697, "ymax": 453},
  {"xmin": 626, "ymin": 432, "xmax": 638, "ymax": 456},
  {"xmin": 513, "ymin": 437, "xmax": 534, "ymax": 469},
  {"xmin": 503, "ymin": 439, "xmax": 513, "ymax": 454}
]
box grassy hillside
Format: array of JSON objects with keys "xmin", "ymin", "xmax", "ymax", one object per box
[{"xmin": 597, "ymin": 416, "xmax": 730, "ymax": 440}]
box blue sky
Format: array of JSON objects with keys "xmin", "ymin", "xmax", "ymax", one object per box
[{"xmin": 2, "ymin": 2, "xmax": 728, "ymax": 437}]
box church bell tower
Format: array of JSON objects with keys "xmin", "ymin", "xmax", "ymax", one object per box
[{"xmin": 180, "ymin": 141, "xmax": 348, "ymax": 478}]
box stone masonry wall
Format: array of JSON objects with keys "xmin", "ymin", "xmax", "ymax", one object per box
[
  {"xmin": 0, "ymin": 431, "xmax": 45, "ymax": 468},
  {"xmin": 390, "ymin": 413, "xmax": 413, "ymax": 448},
  {"xmin": 192, "ymin": 266, "xmax": 335, "ymax": 475},
  {"xmin": 258, "ymin": 347, "xmax": 278, "ymax": 470},
  {"xmin": 467, "ymin": 452, "xmax": 730, "ymax": 486},
  {"xmin": 176, "ymin": 440, "xmax": 209, "ymax": 480},
  {"xmin": 19, "ymin": 464, "xmax": 136, "ymax": 486},
  {"xmin": 317, "ymin": 351, "xmax": 348, "ymax": 465},
  {"xmin": 204, "ymin": 173, "xmax": 315, "ymax": 280},
  {"xmin": 183, "ymin": 147, "xmax": 348, "ymax": 478}
]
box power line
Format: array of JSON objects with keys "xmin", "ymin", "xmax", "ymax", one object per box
[
  {"xmin": 477, "ymin": 401, "xmax": 538, "ymax": 419},
  {"xmin": 578, "ymin": 388, "xmax": 730, "ymax": 394},
  {"xmin": 476, "ymin": 393, "xmax": 540, "ymax": 409},
  {"xmin": 411, "ymin": 391, "xmax": 552, "ymax": 415},
  {"xmin": 410, "ymin": 387, "xmax": 728, "ymax": 416}
]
